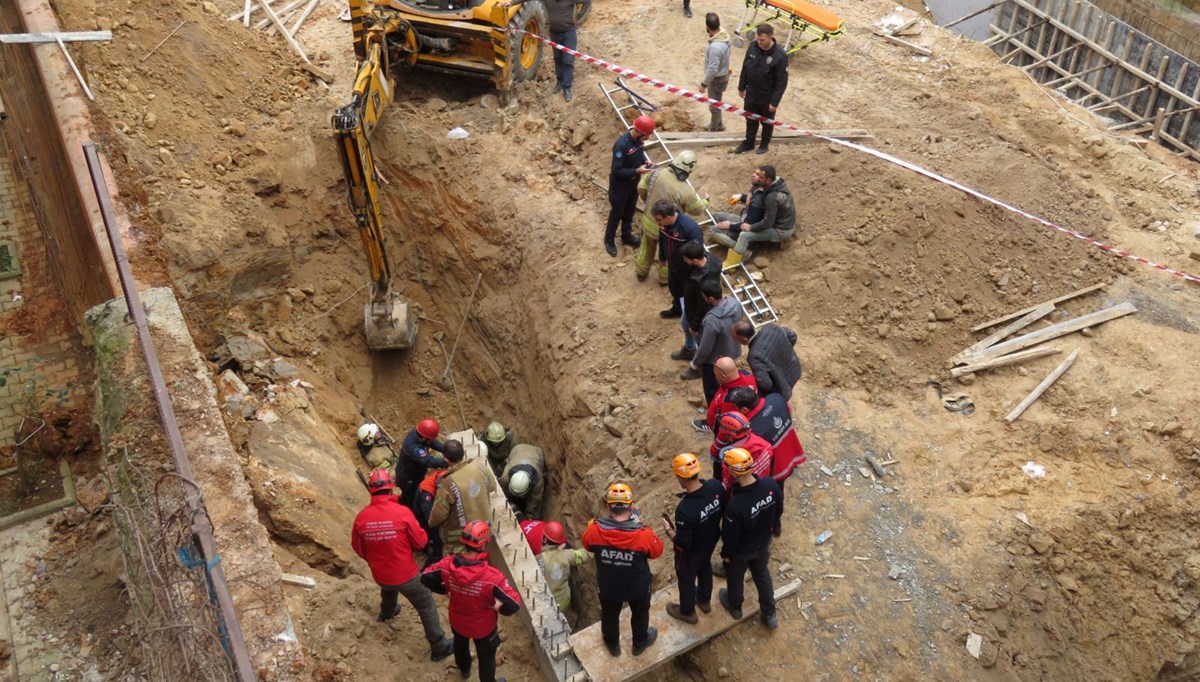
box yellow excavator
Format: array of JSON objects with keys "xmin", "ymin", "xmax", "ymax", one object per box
[{"xmin": 334, "ymin": 0, "xmax": 585, "ymax": 349}]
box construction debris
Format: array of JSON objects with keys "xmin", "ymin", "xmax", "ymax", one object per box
[
  {"xmin": 1005, "ymin": 348, "xmax": 1081, "ymax": 423},
  {"xmin": 949, "ymin": 346, "xmax": 1062, "ymax": 378},
  {"xmin": 968, "ymin": 302, "xmax": 1136, "ymax": 363},
  {"xmin": 970, "ymin": 282, "xmax": 1108, "ymax": 332}
]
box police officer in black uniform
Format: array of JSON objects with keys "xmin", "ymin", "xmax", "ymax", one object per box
[
  {"xmin": 663, "ymin": 453, "xmax": 724, "ymax": 624},
  {"xmin": 604, "ymin": 115, "xmax": 656, "ymax": 257}
]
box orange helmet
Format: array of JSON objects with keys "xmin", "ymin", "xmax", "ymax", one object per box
[
  {"xmin": 723, "ymin": 447, "xmax": 754, "ymax": 476},
  {"xmin": 416, "ymin": 418, "xmax": 440, "ymax": 439},
  {"xmin": 460, "ymin": 520, "xmax": 492, "ymax": 550},
  {"xmin": 632, "ymin": 115, "xmax": 656, "ymax": 136},
  {"xmin": 672, "ymin": 453, "xmax": 701, "ymax": 479},
  {"xmin": 543, "ymin": 521, "xmax": 567, "ymax": 546},
  {"xmin": 605, "ymin": 482, "xmax": 634, "ymax": 505},
  {"xmin": 367, "ymin": 468, "xmax": 394, "ymax": 491},
  {"xmin": 716, "ymin": 412, "xmax": 751, "ymax": 444}
]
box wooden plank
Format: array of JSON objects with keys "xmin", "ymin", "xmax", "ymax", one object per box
[
  {"xmin": 952, "ymin": 302, "xmax": 1054, "ymax": 365},
  {"xmin": 971, "ymin": 302, "xmax": 1135, "ymax": 362},
  {"xmin": 874, "ymin": 30, "xmax": 932, "ymax": 56},
  {"xmin": 55, "ymin": 36, "xmax": 94, "ymax": 101},
  {"xmin": 280, "ymin": 573, "xmax": 316, "ymax": 588},
  {"xmin": 571, "ymin": 577, "xmax": 802, "ymax": 682},
  {"xmin": 656, "ymin": 130, "xmax": 872, "ymax": 147},
  {"xmin": 950, "ymin": 346, "xmax": 1061, "ymax": 377},
  {"xmin": 970, "ymin": 281, "xmax": 1108, "ymax": 331},
  {"xmin": 289, "ymin": 0, "xmax": 321, "ymax": 37},
  {"xmin": 0, "ymin": 30, "xmax": 112, "ymax": 43},
  {"xmin": 1144, "ymin": 54, "xmax": 1171, "ymax": 120},
  {"xmin": 1005, "ymin": 348, "xmax": 1080, "ymax": 422},
  {"xmin": 942, "ymin": 0, "xmax": 1007, "ymax": 31},
  {"xmin": 257, "ymin": 0, "xmax": 311, "ymax": 63}
]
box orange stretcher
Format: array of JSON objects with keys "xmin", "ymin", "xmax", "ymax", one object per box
[{"xmin": 737, "ymin": 0, "xmax": 845, "ymax": 54}]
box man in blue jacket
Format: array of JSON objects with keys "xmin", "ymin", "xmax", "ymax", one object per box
[{"xmin": 734, "ymin": 24, "xmax": 789, "ymax": 155}]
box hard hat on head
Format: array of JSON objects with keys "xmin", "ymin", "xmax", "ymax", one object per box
[
  {"xmin": 716, "ymin": 412, "xmax": 751, "ymax": 444},
  {"xmin": 416, "ymin": 419, "xmax": 440, "ymax": 439},
  {"xmin": 632, "ymin": 115, "xmax": 656, "ymax": 136},
  {"xmin": 484, "ymin": 421, "xmax": 506, "ymax": 444},
  {"xmin": 367, "ymin": 468, "xmax": 394, "ymax": 492},
  {"xmin": 723, "ymin": 447, "xmax": 755, "ymax": 475},
  {"xmin": 672, "ymin": 452, "xmax": 701, "ymax": 479},
  {"xmin": 460, "ymin": 520, "xmax": 492, "ymax": 550},
  {"xmin": 543, "ymin": 521, "xmax": 567, "ymax": 546},
  {"xmin": 605, "ymin": 482, "xmax": 634, "ymax": 506},
  {"xmin": 670, "ymin": 150, "xmax": 698, "ymax": 174},
  {"xmin": 508, "ymin": 470, "xmax": 532, "ymax": 497},
  {"xmin": 357, "ymin": 423, "xmax": 380, "ymax": 445}
]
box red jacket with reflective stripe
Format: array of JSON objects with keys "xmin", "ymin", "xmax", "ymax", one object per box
[
  {"xmin": 705, "ymin": 371, "xmax": 758, "ymax": 429},
  {"xmin": 713, "ymin": 433, "xmax": 775, "ymax": 491},
  {"xmin": 421, "ymin": 554, "xmax": 522, "ymax": 638},
  {"xmin": 744, "ymin": 393, "xmax": 806, "ymax": 481},
  {"xmin": 520, "ymin": 519, "xmax": 546, "ymax": 555},
  {"xmin": 351, "ymin": 494, "xmax": 426, "ymax": 586}
]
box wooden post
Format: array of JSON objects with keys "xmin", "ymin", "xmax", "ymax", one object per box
[
  {"xmin": 1088, "ymin": 21, "xmax": 1116, "ymax": 91},
  {"xmin": 1180, "ymin": 76, "xmax": 1200, "ymax": 150},
  {"xmin": 1005, "ymin": 349, "xmax": 1080, "ymax": 423},
  {"xmin": 1151, "ymin": 107, "xmax": 1167, "ymax": 140}
]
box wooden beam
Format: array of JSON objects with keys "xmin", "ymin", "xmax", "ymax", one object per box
[
  {"xmin": 289, "ymin": 0, "xmax": 321, "ymax": 37},
  {"xmin": 970, "ymin": 282, "xmax": 1108, "ymax": 331},
  {"xmin": 257, "ymin": 0, "xmax": 311, "ymax": 63},
  {"xmin": 55, "ymin": 36, "xmax": 94, "ymax": 101},
  {"xmin": 950, "ymin": 346, "xmax": 1061, "ymax": 378},
  {"xmin": 952, "ymin": 302, "xmax": 1054, "ymax": 365},
  {"xmin": 571, "ymin": 577, "xmax": 802, "ymax": 682},
  {"xmin": 971, "ymin": 302, "xmax": 1135, "ymax": 362},
  {"xmin": 657, "ymin": 130, "xmax": 872, "ymax": 148},
  {"xmin": 0, "ymin": 30, "xmax": 111, "ymax": 43},
  {"xmin": 1005, "ymin": 348, "xmax": 1080, "ymax": 422},
  {"xmin": 874, "ymin": 30, "xmax": 932, "ymax": 56},
  {"xmin": 942, "ymin": 0, "xmax": 1006, "ymax": 31}
]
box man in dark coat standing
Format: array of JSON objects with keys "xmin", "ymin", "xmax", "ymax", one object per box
[
  {"xmin": 732, "ymin": 320, "xmax": 803, "ymax": 401},
  {"xmin": 604, "ymin": 115, "xmax": 656, "ymax": 257},
  {"xmin": 734, "ymin": 24, "xmax": 789, "ymax": 155}
]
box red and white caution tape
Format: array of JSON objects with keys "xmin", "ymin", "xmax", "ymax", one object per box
[{"xmin": 515, "ymin": 29, "xmax": 1200, "ymax": 286}]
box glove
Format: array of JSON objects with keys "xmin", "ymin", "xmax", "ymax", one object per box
[{"xmin": 728, "ymin": 194, "xmax": 745, "ymax": 206}]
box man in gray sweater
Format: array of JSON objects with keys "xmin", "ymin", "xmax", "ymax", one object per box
[
  {"xmin": 686, "ymin": 279, "xmax": 745, "ymax": 403},
  {"xmin": 700, "ymin": 14, "xmax": 732, "ymax": 131}
]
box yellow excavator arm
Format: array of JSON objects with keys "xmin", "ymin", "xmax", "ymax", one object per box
[{"xmin": 333, "ymin": 3, "xmax": 419, "ymax": 350}]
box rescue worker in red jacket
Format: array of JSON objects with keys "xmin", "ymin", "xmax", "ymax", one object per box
[
  {"xmin": 582, "ymin": 483, "xmax": 664, "ymax": 657},
  {"xmin": 663, "ymin": 453, "xmax": 724, "ymax": 624},
  {"xmin": 421, "ymin": 520, "xmax": 522, "ymax": 682},
  {"xmin": 415, "ymin": 468, "xmax": 448, "ymax": 569},
  {"xmin": 710, "ymin": 412, "xmax": 774, "ymax": 484},
  {"xmin": 699, "ymin": 356, "xmax": 757, "ymax": 432},
  {"xmin": 350, "ymin": 469, "xmax": 454, "ymax": 661},
  {"xmin": 519, "ymin": 517, "xmax": 547, "ymax": 555},
  {"xmin": 725, "ymin": 386, "xmax": 806, "ymax": 486}
]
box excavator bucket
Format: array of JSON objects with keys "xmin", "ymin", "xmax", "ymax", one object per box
[{"xmin": 364, "ymin": 296, "xmax": 418, "ymax": 350}]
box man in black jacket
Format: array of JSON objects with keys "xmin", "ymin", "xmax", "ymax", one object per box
[
  {"xmin": 604, "ymin": 115, "xmax": 656, "ymax": 257},
  {"xmin": 732, "ymin": 320, "xmax": 803, "ymax": 401},
  {"xmin": 734, "ymin": 24, "xmax": 789, "ymax": 155},
  {"xmin": 663, "ymin": 453, "xmax": 724, "ymax": 623},
  {"xmin": 669, "ymin": 241, "xmax": 723, "ymax": 364},
  {"xmin": 718, "ymin": 448, "xmax": 784, "ymax": 629}
]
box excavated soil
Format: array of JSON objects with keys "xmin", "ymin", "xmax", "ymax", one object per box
[{"xmin": 20, "ymin": 0, "xmax": 1200, "ymax": 678}]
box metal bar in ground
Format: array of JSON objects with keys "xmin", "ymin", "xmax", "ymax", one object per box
[{"xmin": 82, "ymin": 142, "xmax": 257, "ymax": 682}]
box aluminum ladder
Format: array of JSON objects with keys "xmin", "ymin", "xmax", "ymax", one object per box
[{"xmin": 599, "ymin": 78, "xmax": 779, "ymax": 327}]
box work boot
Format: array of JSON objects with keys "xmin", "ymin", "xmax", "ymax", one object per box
[
  {"xmin": 604, "ymin": 239, "xmax": 617, "ymax": 257},
  {"xmin": 378, "ymin": 604, "xmax": 401, "ymax": 622},
  {"xmin": 553, "ymin": 83, "xmax": 563, "ymax": 94},
  {"xmin": 707, "ymin": 122, "xmax": 726, "ymax": 132},
  {"xmin": 459, "ymin": 662, "xmax": 471, "ymax": 679},
  {"xmin": 718, "ymin": 588, "xmax": 742, "ymax": 620},
  {"xmin": 670, "ymin": 347, "xmax": 694, "ymax": 361},
  {"xmin": 637, "ymin": 271, "xmax": 648, "ymax": 282},
  {"xmin": 430, "ymin": 637, "xmax": 454, "ymax": 662},
  {"xmin": 684, "ymin": 6, "xmax": 693, "ymax": 17},
  {"xmin": 666, "ymin": 602, "xmax": 699, "ymax": 624},
  {"xmin": 621, "ymin": 234, "xmax": 641, "ymax": 248},
  {"xmin": 660, "ymin": 307, "xmax": 682, "ymax": 319},
  {"xmin": 563, "ymin": 88, "xmax": 573, "ymax": 103},
  {"xmin": 605, "ymin": 640, "xmax": 621, "ymax": 657},
  {"xmin": 756, "ymin": 142, "xmax": 770, "ymax": 155},
  {"xmin": 733, "ymin": 140, "xmax": 754, "ymax": 154},
  {"xmin": 631, "ymin": 627, "xmax": 658, "ymax": 656},
  {"xmin": 690, "ymin": 418, "xmax": 710, "ymax": 432},
  {"xmin": 697, "ymin": 600, "xmax": 712, "ymax": 614},
  {"xmin": 761, "ymin": 612, "xmax": 779, "ymax": 630},
  {"xmin": 679, "ymin": 366, "xmax": 702, "ymax": 380}
]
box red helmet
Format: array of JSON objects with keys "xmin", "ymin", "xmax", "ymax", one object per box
[
  {"xmin": 367, "ymin": 468, "xmax": 394, "ymax": 492},
  {"xmin": 543, "ymin": 521, "xmax": 567, "ymax": 546},
  {"xmin": 716, "ymin": 412, "xmax": 751, "ymax": 444},
  {"xmin": 416, "ymin": 419, "xmax": 440, "ymax": 440},
  {"xmin": 631, "ymin": 115, "xmax": 655, "ymax": 136},
  {"xmin": 460, "ymin": 520, "xmax": 492, "ymax": 550}
]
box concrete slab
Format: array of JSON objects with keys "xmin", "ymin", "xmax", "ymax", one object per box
[{"xmin": 569, "ymin": 576, "xmax": 802, "ymax": 682}]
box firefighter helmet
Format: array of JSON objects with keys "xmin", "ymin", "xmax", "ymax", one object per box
[
  {"xmin": 416, "ymin": 418, "xmax": 440, "ymax": 439},
  {"xmin": 461, "ymin": 520, "xmax": 492, "ymax": 550},
  {"xmin": 632, "ymin": 115, "xmax": 656, "ymax": 136},
  {"xmin": 543, "ymin": 521, "xmax": 567, "ymax": 546},
  {"xmin": 357, "ymin": 423, "xmax": 380, "ymax": 445}
]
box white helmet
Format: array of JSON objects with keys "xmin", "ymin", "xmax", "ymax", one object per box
[
  {"xmin": 357, "ymin": 423, "xmax": 380, "ymax": 445},
  {"xmin": 670, "ymin": 150, "xmax": 698, "ymax": 174},
  {"xmin": 508, "ymin": 470, "xmax": 532, "ymax": 497}
]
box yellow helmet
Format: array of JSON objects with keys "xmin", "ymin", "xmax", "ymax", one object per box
[
  {"xmin": 723, "ymin": 447, "xmax": 754, "ymax": 476},
  {"xmin": 605, "ymin": 482, "xmax": 634, "ymax": 505},
  {"xmin": 672, "ymin": 453, "xmax": 701, "ymax": 479}
]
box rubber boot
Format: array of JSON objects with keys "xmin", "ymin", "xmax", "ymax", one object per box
[{"xmin": 722, "ymin": 250, "xmax": 744, "ymax": 270}]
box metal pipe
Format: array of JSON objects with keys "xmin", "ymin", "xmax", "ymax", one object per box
[{"xmin": 83, "ymin": 142, "xmax": 257, "ymax": 681}]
